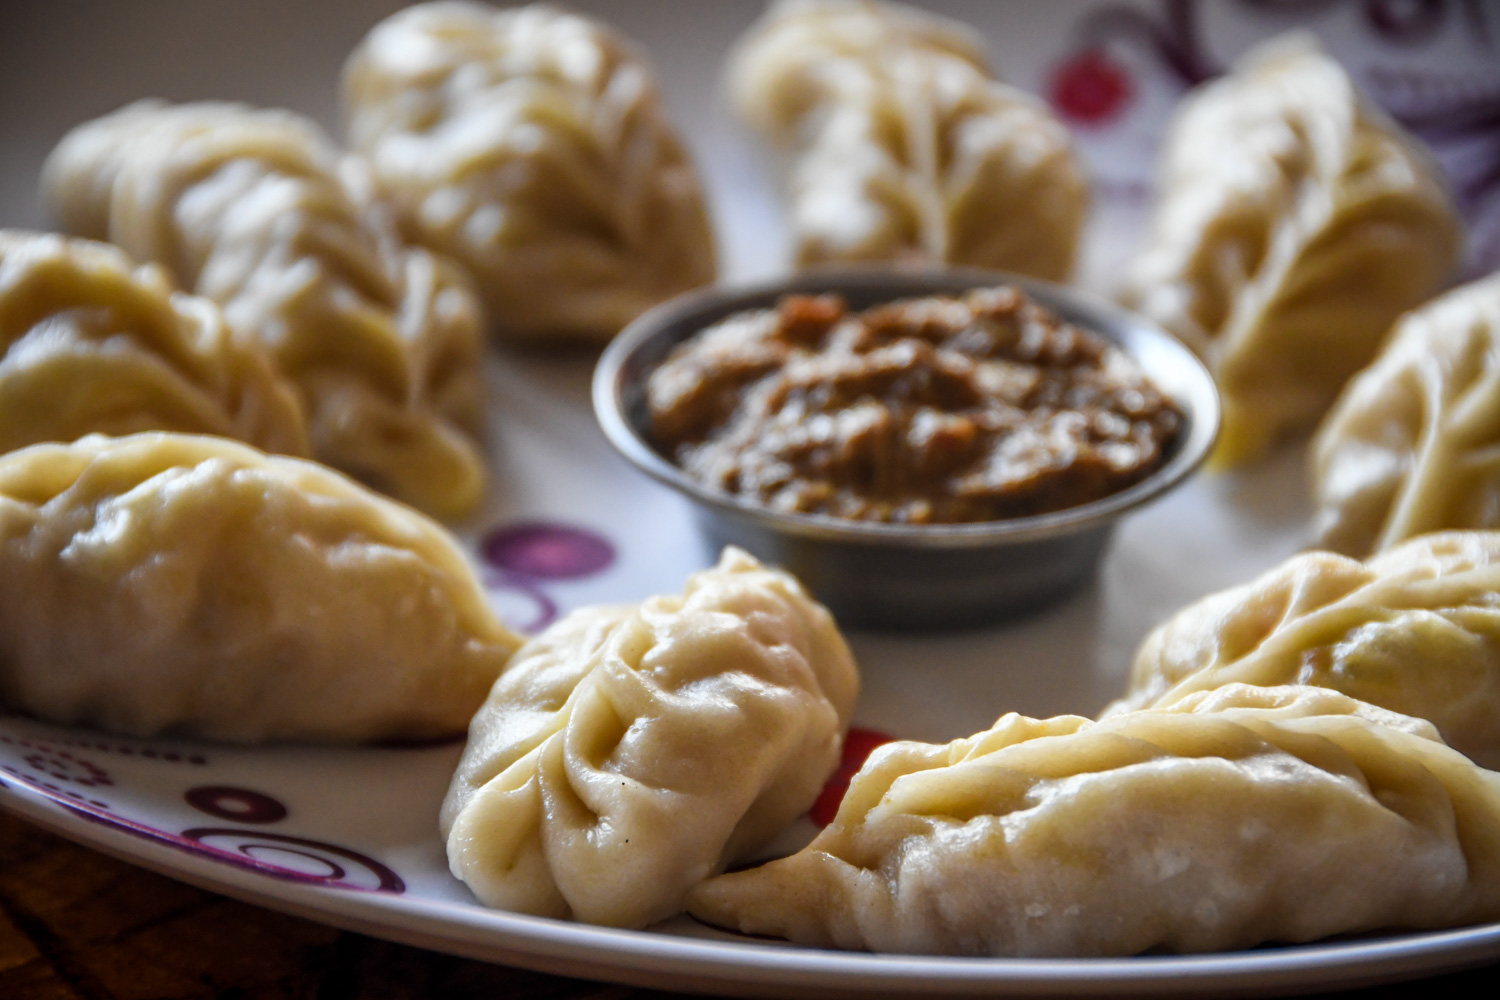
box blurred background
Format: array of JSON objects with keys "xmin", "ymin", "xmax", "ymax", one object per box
[{"xmin": 2, "ymin": 0, "xmax": 1497, "ymax": 289}]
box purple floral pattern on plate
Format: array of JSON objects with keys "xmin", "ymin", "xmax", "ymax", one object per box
[
  {"xmin": 1049, "ymin": 0, "xmax": 1500, "ymax": 272},
  {"xmin": 180, "ymin": 828, "xmax": 404, "ymax": 893},
  {"xmin": 0, "ymin": 742, "xmax": 114, "ymax": 811},
  {"xmin": 0, "ymin": 723, "xmax": 405, "ymax": 895}
]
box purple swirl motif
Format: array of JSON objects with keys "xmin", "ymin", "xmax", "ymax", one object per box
[
  {"xmin": 480, "ymin": 570, "xmax": 559, "ymax": 633},
  {"xmin": 1061, "ymin": 0, "xmax": 1500, "ymax": 272},
  {"xmin": 1073, "ymin": 0, "xmax": 1494, "ymax": 92},
  {"xmin": 1373, "ymin": 69, "xmax": 1500, "ymax": 266},
  {"xmin": 481, "ymin": 522, "xmax": 616, "ymax": 632},
  {"xmin": 0, "ymin": 765, "xmax": 404, "ymax": 894},
  {"xmin": 180, "ymin": 829, "xmax": 405, "ymax": 893},
  {"xmin": 184, "ymin": 786, "xmax": 289, "ymax": 824}
]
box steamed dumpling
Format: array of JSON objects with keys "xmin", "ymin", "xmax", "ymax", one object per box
[
  {"xmin": 343, "ymin": 1, "xmax": 717, "ymax": 344},
  {"xmin": 0, "ymin": 230, "xmax": 307, "ymax": 457},
  {"xmin": 441, "ymin": 547, "xmax": 859, "ymax": 928},
  {"xmin": 1120, "ymin": 35, "xmax": 1462, "ymax": 467},
  {"xmin": 1108, "ymin": 532, "xmax": 1500, "ymax": 768},
  {"xmin": 41, "ymin": 100, "xmax": 486, "ymax": 519},
  {"xmin": 729, "ymin": 0, "xmax": 1088, "ymax": 279},
  {"xmin": 0, "ymin": 433, "xmax": 522, "ymax": 743},
  {"xmin": 1313, "ymin": 273, "xmax": 1500, "ymax": 556},
  {"xmin": 689, "ymin": 684, "xmax": 1500, "ymax": 956}
]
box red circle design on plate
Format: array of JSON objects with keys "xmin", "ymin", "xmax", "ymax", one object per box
[
  {"xmin": 1049, "ymin": 48, "xmax": 1135, "ymax": 125},
  {"xmin": 809, "ymin": 727, "xmax": 895, "ymax": 828},
  {"xmin": 184, "ymin": 786, "xmax": 289, "ymax": 824}
]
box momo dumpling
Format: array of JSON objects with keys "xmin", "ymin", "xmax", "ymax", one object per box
[
  {"xmin": 0, "ymin": 230, "xmax": 306, "ymax": 457},
  {"xmin": 729, "ymin": 0, "xmax": 1088, "ymax": 280},
  {"xmin": 0, "ymin": 433, "xmax": 522, "ymax": 743},
  {"xmin": 1120, "ymin": 35, "xmax": 1462, "ymax": 467},
  {"xmin": 1313, "ymin": 273, "xmax": 1500, "ymax": 556},
  {"xmin": 41, "ymin": 100, "xmax": 486, "ymax": 519},
  {"xmin": 1108, "ymin": 532, "xmax": 1500, "ymax": 768},
  {"xmin": 441, "ymin": 548, "xmax": 859, "ymax": 928},
  {"xmin": 343, "ymin": 1, "xmax": 717, "ymax": 344},
  {"xmin": 689, "ymin": 684, "xmax": 1500, "ymax": 956}
]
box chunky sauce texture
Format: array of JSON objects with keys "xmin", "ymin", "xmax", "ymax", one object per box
[{"xmin": 646, "ymin": 287, "xmax": 1182, "ymax": 524}]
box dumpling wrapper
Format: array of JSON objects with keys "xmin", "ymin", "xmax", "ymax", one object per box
[
  {"xmin": 0, "ymin": 230, "xmax": 307, "ymax": 458},
  {"xmin": 1107, "ymin": 532, "xmax": 1500, "ymax": 769},
  {"xmin": 441, "ymin": 547, "xmax": 860, "ymax": 928},
  {"xmin": 729, "ymin": 0, "xmax": 1088, "ymax": 280},
  {"xmin": 42, "ymin": 100, "xmax": 487, "ymax": 520},
  {"xmin": 1313, "ymin": 273, "xmax": 1500, "ymax": 557},
  {"xmin": 689, "ymin": 684, "xmax": 1500, "ymax": 956},
  {"xmin": 343, "ymin": 1, "xmax": 717, "ymax": 344},
  {"xmin": 0, "ymin": 433, "xmax": 522, "ymax": 743},
  {"xmin": 1120, "ymin": 34, "xmax": 1462, "ymax": 467}
]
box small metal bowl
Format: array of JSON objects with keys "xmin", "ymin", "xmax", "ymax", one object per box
[{"xmin": 593, "ymin": 267, "xmax": 1219, "ymax": 630}]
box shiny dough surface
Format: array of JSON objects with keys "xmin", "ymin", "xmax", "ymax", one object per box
[
  {"xmin": 441, "ymin": 547, "xmax": 859, "ymax": 929},
  {"xmin": 1120, "ymin": 34, "xmax": 1462, "ymax": 467},
  {"xmin": 1109, "ymin": 532, "xmax": 1500, "ymax": 769},
  {"xmin": 1313, "ymin": 273, "xmax": 1500, "ymax": 557},
  {"xmin": 689, "ymin": 684, "xmax": 1500, "ymax": 956},
  {"xmin": 42, "ymin": 100, "xmax": 486, "ymax": 519},
  {"xmin": 343, "ymin": 0, "xmax": 717, "ymax": 344},
  {"xmin": 729, "ymin": 0, "xmax": 1088, "ymax": 280},
  {"xmin": 0, "ymin": 229, "xmax": 307, "ymax": 458},
  {"xmin": 0, "ymin": 433, "xmax": 521, "ymax": 743}
]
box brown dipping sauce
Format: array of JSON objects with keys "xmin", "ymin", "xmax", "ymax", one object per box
[{"xmin": 645, "ymin": 287, "xmax": 1183, "ymax": 525}]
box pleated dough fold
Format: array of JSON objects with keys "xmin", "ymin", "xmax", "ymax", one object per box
[
  {"xmin": 729, "ymin": 0, "xmax": 1088, "ymax": 280},
  {"xmin": 442, "ymin": 547, "xmax": 859, "ymax": 928},
  {"xmin": 689, "ymin": 684, "xmax": 1500, "ymax": 956},
  {"xmin": 343, "ymin": 1, "xmax": 717, "ymax": 344},
  {"xmin": 1121, "ymin": 34, "xmax": 1462, "ymax": 467},
  {"xmin": 43, "ymin": 101, "xmax": 486, "ymax": 519},
  {"xmin": 0, "ymin": 229, "xmax": 306, "ymax": 457},
  {"xmin": 1109, "ymin": 532, "xmax": 1500, "ymax": 768},
  {"xmin": 1313, "ymin": 273, "xmax": 1500, "ymax": 556}
]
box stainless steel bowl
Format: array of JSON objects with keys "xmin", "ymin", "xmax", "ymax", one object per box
[{"xmin": 593, "ymin": 267, "xmax": 1220, "ymax": 630}]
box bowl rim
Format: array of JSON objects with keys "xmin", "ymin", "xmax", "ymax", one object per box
[{"xmin": 593, "ymin": 265, "xmax": 1220, "ymax": 549}]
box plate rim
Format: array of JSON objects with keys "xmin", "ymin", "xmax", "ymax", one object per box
[{"xmin": 4, "ymin": 769, "xmax": 1499, "ymax": 999}]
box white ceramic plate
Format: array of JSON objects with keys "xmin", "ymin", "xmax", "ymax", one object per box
[
  {"xmin": 4, "ymin": 697, "xmax": 1500, "ymax": 1000},
  {"xmin": 2, "ymin": 1, "xmax": 1500, "ymax": 996},
  {"xmin": 2, "ymin": 346, "xmax": 1499, "ymax": 999}
]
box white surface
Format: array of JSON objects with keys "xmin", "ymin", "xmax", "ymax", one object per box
[
  {"xmin": 3, "ymin": 709, "xmax": 1500, "ymax": 1000},
  {"xmin": 1, "ymin": 1, "xmax": 1498, "ymax": 996}
]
